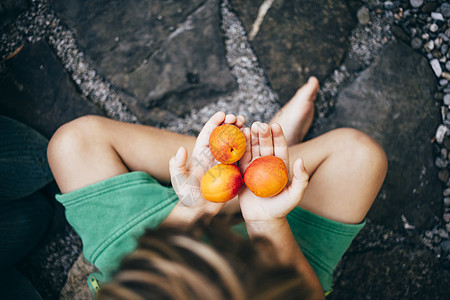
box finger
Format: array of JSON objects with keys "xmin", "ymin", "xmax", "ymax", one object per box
[
  {"xmin": 169, "ymin": 147, "xmax": 188, "ymax": 179},
  {"xmin": 258, "ymin": 123, "xmax": 274, "ymax": 157},
  {"xmin": 194, "ymin": 111, "xmax": 226, "ymax": 151},
  {"xmin": 251, "ymin": 122, "xmax": 261, "ymax": 159},
  {"xmin": 224, "ymin": 113, "xmax": 237, "ymax": 124},
  {"xmin": 239, "ymin": 127, "xmax": 252, "ymax": 172},
  {"xmin": 287, "ymin": 158, "xmax": 309, "ymax": 204},
  {"xmin": 235, "ymin": 115, "xmax": 246, "ymax": 128},
  {"xmin": 271, "ymin": 123, "xmax": 289, "ymax": 167}
]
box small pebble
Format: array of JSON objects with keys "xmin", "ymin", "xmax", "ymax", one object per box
[
  {"xmin": 442, "ymin": 3, "xmax": 450, "ymax": 18},
  {"xmin": 436, "ymin": 157, "xmax": 448, "ymax": 168},
  {"xmin": 442, "ymin": 44, "xmax": 449, "ymax": 55},
  {"xmin": 443, "ymin": 72, "xmax": 450, "ymax": 81},
  {"xmin": 384, "ymin": 1, "xmax": 395, "ymax": 10},
  {"xmin": 430, "ymin": 59, "xmax": 443, "ymax": 77},
  {"xmin": 431, "ymin": 12, "xmax": 444, "ymax": 22},
  {"xmin": 440, "ymin": 79, "xmax": 449, "ymax": 86},
  {"xmin": 445, "ymin": 61, "xmax": 450, "ymax": 71},
  {"xmin": 439, "ymin": 169, "xmax": 449, "ymax": 182},
  {"xmin": 425, "ymin": 40, "xmax": 435, "ymax": 51},
  {"xmin": 439, "ymin": 229, "xmax": 449, "ymax": 239},
  {"xmin": 411, "ymin": 37, "xmax": 422, "ymax": 49},
  {"xmin": 444, "ymin": 197, "xmax": 450, "ymax": 207},
  {"xmin": 410, "ymin": 0, "xmax": 423, "ymax": 8},
  {"xmin": 430, "ymin": 23, "xmax": 439, "ymax": 32},
  {"xmin": 444, "ymin": 94, "xmax": 450, "ymax": 105},
  {"xmin": 444, "ymin": 213, "xmax": 450, "ymax": 223},
  {"xmin": 357, "ymin": 6, "xmax": 370, "ymax": 25},
  {"xmin": 441, "ymin": 240, "xmax": 450, "ymax": 253},
  {"xmin": 436, "ymin": 124, "xmax": 450, "ymax": 143}
]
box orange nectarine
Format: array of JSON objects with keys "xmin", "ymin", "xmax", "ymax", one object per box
[
  {"xmin": 201, "ymin": 163, "xmax": 244, "ymax": 202},
  {"xmin": 209, "ymin": 124, "xmax": 246, "ymax": 164},
  {"xmin": 244, "ymin": 156, "xmax": 288, "ymax": 197}
]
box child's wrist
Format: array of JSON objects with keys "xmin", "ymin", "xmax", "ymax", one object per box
[
  {"xmin": 162, "ymin": 202, "xmax": 204, "ymax": 227},
  {"xmin": 245, "ymin": 217, "xmax": 289, "ymax": 238}
]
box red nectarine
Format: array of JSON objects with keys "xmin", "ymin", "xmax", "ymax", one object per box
[
  {"xmin": 209, "ymin": 124, "xmax": 246, "ymax": 164},
  {"xmin": 244, "ymin": 156, "xmax": 288, "ymax": 197},
  {"xmin": 201, "ymin": 163, "xmax": 244, "ymax": 202}
]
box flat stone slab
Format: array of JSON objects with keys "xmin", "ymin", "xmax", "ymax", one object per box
[
  {"xmin": 231, "ymin": 0, "xmax": 357, "ymax": 104},
  {"xmin": 310, "ymin": 40, "xmax": 441, "ymax": 231},
  {"xmin": 51, "ymin": 0, "xmax": 238, "ymax": 123},
  {"xmin": 330, "ymin": 233, "xmax": 450, "ymax": 298},
  {"xmin": 0, "ymin": 40, "xmax": 104, "ymax": 139}
]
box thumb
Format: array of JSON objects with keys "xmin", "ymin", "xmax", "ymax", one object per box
[
  {"xmin": 287, "ymin": 158, "xmax": 309, "ymax": 202},
  {"xmin": 169, "ymin": 147, "xmax": 188, "ymax": 178}
]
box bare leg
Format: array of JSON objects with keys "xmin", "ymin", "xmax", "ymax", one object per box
[
  {"xmin": 47, "ymin": 114, "xmax": 245, "ymax": 194},
  {"xmin": 269, "ymin": 77, "xmax": 319, "ymax": 145},
  {"xmin": 288, "ymin": 128, "xmax": 387, "ymax": 224},
  {"xmin": 47, "ymin": 116, "xmax": 197, "ymax": 193},
  {"xmin": 270, "ymin": 77, "xmax": 386, "ymax": 224}
]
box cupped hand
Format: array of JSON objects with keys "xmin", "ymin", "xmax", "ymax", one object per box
[
  {"xmin": 238, "ymin": 122, "xmax": 309, "ymax": 223},
  {"xmin": 168, "ymin": 112, "xmax": 246, "ymax": 220}
]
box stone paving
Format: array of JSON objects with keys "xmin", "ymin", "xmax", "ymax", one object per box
[{"xmin": 1, "ymin": 0, "xmax": 450, "ymax": 298}]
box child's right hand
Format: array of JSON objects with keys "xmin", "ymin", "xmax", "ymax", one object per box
[{"xmin": 164, "ymin": 112, "xmax": 245, "ymax": 225}]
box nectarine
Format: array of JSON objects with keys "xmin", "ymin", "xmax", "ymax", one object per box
[
  {"xmin": 209, "ymin": 124, "xmax": 246, "ymax": 164},
  {"xmin": 244, "ymin": 156, "xmax": 288, "ymax": 197},
  {"xmin": 201, "ymin": 164, "xmax": 243, "ymax": 202}
]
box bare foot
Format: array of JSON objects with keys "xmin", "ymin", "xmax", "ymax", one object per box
[{"xmin": 269, "ymin": 77, "xmax": 319, "ymax": 146}]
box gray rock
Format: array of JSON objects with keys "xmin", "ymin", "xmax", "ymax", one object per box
[
  {"xmin": 0, "ymin": 0, "xmax": 30, "ymax": 30},
  {"xmin": 436, "ymin": 157, "xmax": 448, "ymax": 168},
  {"xmin": 430, "ymin": 59, "xmax": 442, "ymax": 77},
  {"xmin": 309, "ymin": 41, "xmax": 440, "ymax": 231},
  {"xmin": 0, "ymin": 41, "xmax": 104, "ymax": 138},
  {"xmin": 441, "ymin": 240, "xmax": 450, "ymax": 253},
  {"xmin": 52, "ymin": 0, "xmax": 238, "ymax": 124},
  {"xmin": 436, "ymin": 125, "xmax": 450, "ymax": 143},
  {"xmin": 410, "ymin": 0, "xmax": 423, "ymax": 8},
  {"xmin": 444, "ymin": 197, "xmax": 450, "ymax": 207},
  {"xmin": 429, "ymin": 23, "xmax": 439, "ymax": 33},
  {"xmin": 431, "ymin": 12, "xmax": 444, "ymax": 22},
  {"xmin": 329, "ymin": 243, "xmax": 450, "ymax": 299},
  {"xmin": 439, "ymin": 168, "xmax": 449, "ymax": 182},
  {"xmin": 411, "ymin": 37, "xmax": 423, "ymax": 49},
  {"xmin": 442, "ymin": 3, "xmax": 450, "ymax": 18},
  {"xmin": 231, "ymin": 0, "xmax": 357, "ymax": 105},
  {"xmin": 357, "ymin": 6, "xmax": 370, "ymax": 25}
]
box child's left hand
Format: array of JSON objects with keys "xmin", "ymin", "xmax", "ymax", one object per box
[
  {"xmin": 165, "ymin": 112, "xmax": 245, "ymax": 225},
  {"xmin": 238, "ymin": 122, "xmax": 309, "ymax": 223}
]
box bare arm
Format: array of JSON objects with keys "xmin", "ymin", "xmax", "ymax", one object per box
[
  {"xmin": 239, "ymin": 123, "xmax": 325, "ymax": 299},
  {"xmin": 246, "ymin": 218, "xmax": 324, "ymax": 299}
]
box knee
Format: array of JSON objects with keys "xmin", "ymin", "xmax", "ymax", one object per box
[
  {"xmin": 333, "ymin": 128, "xmax": 388, "ymax": 178},
  {"xmin": 47, "ymin": 115, "xmax": 104, "ymax": 169}
]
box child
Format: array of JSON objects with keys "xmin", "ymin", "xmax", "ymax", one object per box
[{"xmin": 47, "ymin": 77, "xmax": 387, "ymax": 299}]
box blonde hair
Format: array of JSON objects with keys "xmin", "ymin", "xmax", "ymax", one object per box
[{"xmin": 98, "ymin": 217, "xmax": 314, "ymax": 300}]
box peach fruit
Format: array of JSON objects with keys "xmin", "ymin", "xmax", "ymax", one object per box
[
  {"xmin": 201, "ymin": 164, "xmax": 244, "ymax": 202},
  {"xmin": 244, "ymin": 156, "xmax": 288, "ymax": 197},
  {"xmin": 209, "ymin": 124, "xmax": 246, "ymax": 164}
]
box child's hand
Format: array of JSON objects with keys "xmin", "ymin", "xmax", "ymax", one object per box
[
  {"xmin": 238, "ymin": 122, "xmax": 309, "ymax": 223},
  {"xmin": 166, "ymin": 112, "xmax": 245, "ymax": 224}
]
